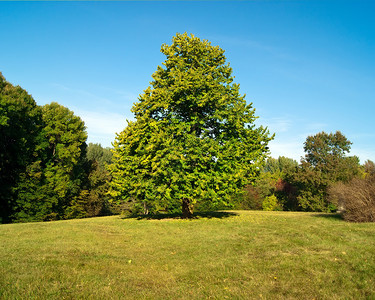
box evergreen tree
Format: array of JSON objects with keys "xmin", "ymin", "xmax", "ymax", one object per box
[
  {"xmin": 0, "ymin": 73, "xmax": 43, "ymax": 222},
  {"xmin": 12, "ymin": 102, "xmax": 88, "ymax": 221}
]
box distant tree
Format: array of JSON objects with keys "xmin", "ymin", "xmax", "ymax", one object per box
[
  {"xmin": 294, "ymin": 131, "xmax": 360, "ymax": 211},
  {"xmin": 87, "ymin": 143, "xmax": 112, "ymax": 170},
  {"xmin": 303, "ymin": 131, "xmax": 360, "ymax": 182},
  {"xmin": 264, "ymin": 157, "xmax": 279, "ymax": 174},
  {"xmin": 262, "ymin": 156, "xmax": 299, "ymax": 211},
  {"xmin": 41, "ymin": 102, "xmax": 88, "ymax": 218},
  {"xmin": 65, "ymin": 143, "xmax": 112, "ymax": 219},
  {"xmin": 0, "ymin": 73, "xmax": 114, "ymax": 223},
  {"xmin": 233, "ymin": 184, "xmax": 263, "ymax": 210},
  {"xmin": 264, "ymin": 156, "xmax": 298, "ymax": 175},
  {"xmin": 66, "ymin": 160, "xmax": 111, "ymax": 219},
  {"xmin": 109, "ymin": 33, "xmax": 273, "ymax": 218}
]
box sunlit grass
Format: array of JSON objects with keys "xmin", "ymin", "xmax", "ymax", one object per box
[{"xmin": 1, "ymin": 211, "xmax": 374, "ymax": 299}]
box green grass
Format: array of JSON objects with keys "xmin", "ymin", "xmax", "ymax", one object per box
[{"xmin": 1, "ymin": 211, "xmax": 374, "ymax": 299}]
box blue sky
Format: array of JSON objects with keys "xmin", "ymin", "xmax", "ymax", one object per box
[{"xmin": 1, "ymin": 1, "xmax": 374, "ymax": 163}]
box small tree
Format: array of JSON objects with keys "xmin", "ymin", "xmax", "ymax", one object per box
[
  {"xmin": 262, "ymin": 194, "xmax": 282, "ymax": 211},
  {"xmin": 110, "ymin": 33, "xmax": 273, "ymax": 218}
]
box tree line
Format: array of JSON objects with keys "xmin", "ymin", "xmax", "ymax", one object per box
[
  {"xmin": 0, "ymin": 73, "xmax": 112, "ymax": 223},
  {"xmin": 1, "ymin": 33, "xmax": 374, "ymax": 223},
  {"xmin": 237, "ymin": 131, "xmax": 375, "ymax": 222}
]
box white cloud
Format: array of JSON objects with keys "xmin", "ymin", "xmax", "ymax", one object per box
[
  {"xmin": 262, "ymin": 116, "xmax": 293, "ymax": 133},
  {"xmin": 349, "ymin": 146, "xmax": 375, "ymax": 164},
  {"xmin": 75, "ymin": 109, "xmax": 132, "ymax": 148},
  {"xmin": 267, "ymin": 138, "xmax": 305, "ymax": 161}
]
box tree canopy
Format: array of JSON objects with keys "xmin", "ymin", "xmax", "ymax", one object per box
[
  {"xmin": 0, "ymin": 73, "xmax": 42, "ymax": 222},
  {"xmin": 294, "ymin": 131, "xmax": 361, "ymax": 211},
  {"xmin": 109, "ymin": 33, "xmax": 273, "ymax": 217},
  {"xmin": 0, "ymin": 73, "xmax": 114, "ymax": 223},
  {"xmin": 12, "ymin": 102, "xmax": 88, "ymax": 222}
]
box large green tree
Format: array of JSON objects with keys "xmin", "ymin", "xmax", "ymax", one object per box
[
  {"xmin": 110, "ymin": 33, "xmax": 273, "ymax": 218},
  {"xmin": 0, "ymin": 73, "xmax": 43, "ymax": 222},
  {"xmin": 12, "ymin": 102, "xmax": 88, "ymax": 221}
]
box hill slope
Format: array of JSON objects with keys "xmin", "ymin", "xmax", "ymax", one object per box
[{"xmin": 1, "ymin": 211, "xmax": 374, "ymax": 299}]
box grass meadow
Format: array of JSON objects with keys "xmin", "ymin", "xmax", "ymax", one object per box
[{"xmin": 0, "ymin": 211, "xmax": 374, "ymax": 299}]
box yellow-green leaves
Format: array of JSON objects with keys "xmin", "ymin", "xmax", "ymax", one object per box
[{"xmin": 110, "ymin": 33, "xmax": 273, "ymax": 217}]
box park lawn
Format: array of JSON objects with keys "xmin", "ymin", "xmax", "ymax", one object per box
[{"xmin": 0, "ymin": 210, "xmax": 374, "ymax": 299}]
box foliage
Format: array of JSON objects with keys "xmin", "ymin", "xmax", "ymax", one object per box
[
  {"xmin": 264, "ymin": 156, "xmax": 298, "ymax": 175},
  {"xmin": 293, "ymin": 131, "xmax": 361, "ymax": 212},
  {"xmin": 0, "ymin": 73, "xmax": 114, "ymax": 223},
  {"xmin": 259, "ymin": 136, "xmax": 363, "ymax": 213},
  {"xmin": 87, "ymin": 143, "xmax": 113, "ymax": 170},
  {"xmin": 328, "ymin": 174, "xmax": 375, "ymax": 222},
  {"xmin": 65, "ymin": 143, "xmax": 114, "ymax": 219},
  {"xmin": 65, "ymin": 161, "xmax": 111, "ymax": 219},
  {"xmin": 364, "ymin": 159, "xmax": 375, "ymax": 177},
  {"xmin": 240, "ymin": 156, "xmax": 299, "ymax": 211},
  {"xmin": 233, "ymin": 184, "xmax": 262, "ymax": 210},
  {"xmin": 262, "ymin": 194, "xmax": 282, "ymax": 211},
  {"xmin": 0, "ymin": 73, "xmax": 43, "ymax": 222},
  {"xmin": 66, "ymin": 143, "xmax": 113, "ymax": 219},
  {"xmin": 12, "ymin": 102, "xmax": 88, "ymax": 222},
  {"xmin": 304, "ymin": 131, "xmax": 350, "ymax": 168},
  {"xmin": 274, "ymin": 177, "xmax": 299, "ymax": 211},
  {"xmin": 110, "ymin": 33, "xmax": 273, "ymax": 217}
]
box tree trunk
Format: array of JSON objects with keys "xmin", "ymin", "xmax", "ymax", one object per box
[
  {"xmin": 182, "ymin": 198, "xmax": 193, "ymax": 218},
  {"xmin": 143, "ymin": 202, "xmax": 149, "ymax": 215}
]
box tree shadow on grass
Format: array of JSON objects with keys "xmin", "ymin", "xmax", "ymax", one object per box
[
  {"xmin": 311, "ymin": 213, "xmax": 343, "ymax": 221},
  {"xmin": 122, "ymin": 211, "xmax": 239, "ymax": 221}
]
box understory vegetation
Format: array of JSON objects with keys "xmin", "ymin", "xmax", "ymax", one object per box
[
  {"xmin": 1, "ymin": 211, "xmax": 374, "ymax": 299},
  {"xmin": 237, "ymin": 149, "xmax": 375, "ymax": 222}
]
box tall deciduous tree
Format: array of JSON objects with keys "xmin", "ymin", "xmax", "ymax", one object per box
[{"xmin": 110, "ymin": 33, "xmax": 273, "ymax": 218}]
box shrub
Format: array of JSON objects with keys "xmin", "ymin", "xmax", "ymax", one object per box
[
  {"xmin": 328, "ymin": 175, "xmax": 375, "ymax": 222},
  {"xmin": 262, "ymin": 194, "xmax": 283, "ymax": 211},
  {"xmin": 234, "ymin": 185, "xmax": 263, "ymax": 210}
]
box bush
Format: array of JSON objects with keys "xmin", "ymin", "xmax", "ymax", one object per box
[
  {"xmin": 328, "ymin": 175, "xmax": 375, "ymax": 222},
  {"xmin": 262, "ymin": 194, "xmax": 283, "ymax": 211},
  {"xmin": 234, "ymin": 185, "xmax": 263, "ymax": 210}
]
